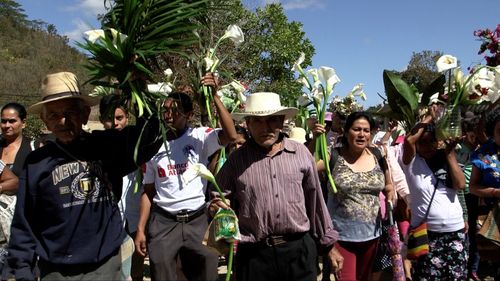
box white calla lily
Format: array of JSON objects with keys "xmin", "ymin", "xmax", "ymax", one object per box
[
  {"xmin": 359, "ymin": 91, "xmax": 367, "ymax": 101},
  {"xmin": 350, "ymin": 83, "xmax": 365, "ymax": 96},
  {"xmin": 222, "ymin": 25, "xmax": 244, "ymax": 46},
  {"xmin": 318, "ymin": 66, "xmax": 340, "ymax": 94},
  {"xmin": 453, "ymin": 68, "xmax": 465, "ymax": 85},
  {"xmin": 182, "ymin": 163, "xmax": 215, "ymax": 185},
  {"xmin": 298, "ymin": 94, "xmax": 311, "ymax": 106},
  {"xmin": 292, "ymin": 52, "xmax": 305, "ymax": 72},
  {"xmin": 229, "ymin": 81, "xmax": 246, "ymax": 95},
  {"xmin": 84, "ymin": 29, "xmax": 105, "ymax": 43},
  {"xmin": 311, "ymin": 87, "xmax": 324, "ymax": 104},
  {"xmin": 229, "ymin": 81, "xmax": 247, "ymax": 103},
  {"xmin": 204, "ymin": 57, "xmax": 214, "ymax": 71},
  {"xmin": 109, "ymin": 28, "xmax": 127, "ymax": 43},
  {"xmin": 307, "ymin": 68, "xmax": 319, "ymax": 80},
  {"xmin": 436, "ymin": 55, "xmax": 458, "ymax": 72},
  {"xmin": 297, "ymin": 76, "xmax": 310, "ymax": 89},
  {"xmin": 164, "ymin": 68, "xmax": 173, "ymax": 79},
  {"xmin": 147, "ymin": 82, "xmax": 172, "ymax": 95}
]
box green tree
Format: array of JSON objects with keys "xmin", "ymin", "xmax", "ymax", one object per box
[
  {"xmin": 152, "ymin": 1, "xmax": 315, "ymax": 124},
  {"xmin": 399, "ymin": 50, "xmax": 442, "ymax": 94},
  {"xmin": 0, "ymin": 0, "xmax": 28, "ymax": 26},
  {"xmin": 237, "ymin": 3, "xmax": 314, "ymax": 106},
  {"xmin": 0, "ymin": 0, "xmax": 89, "ymax": 138}
]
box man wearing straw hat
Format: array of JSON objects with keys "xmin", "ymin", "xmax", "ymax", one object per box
[
  {"xmin": 6, "ymin": 72, "xmax": 163, "ymax": 280},
  {"xmin": 211, "ymin": 92, "xmax": 344, "ymax": 281}
]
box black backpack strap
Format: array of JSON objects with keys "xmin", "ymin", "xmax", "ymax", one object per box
[
  {"xmin": 329, "ymin": 147, "xmax": 340, "ymax": 170},
  {"xmin": 368, "ymin": 146, "xmax": 388, "ymax": 172}
]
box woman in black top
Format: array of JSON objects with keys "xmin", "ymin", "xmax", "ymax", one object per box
[{"xmin": 0, "ymin": 102, "xmax": 32, "ymax": 183}]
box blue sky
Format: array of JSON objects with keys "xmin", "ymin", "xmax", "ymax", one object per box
[{"xmin": 17, "ymin": 0, "xmax": 500, "ymax": 107}]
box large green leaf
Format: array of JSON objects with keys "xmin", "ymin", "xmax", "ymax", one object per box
[{"xmin": 383, "ymin": 70, "xmax": 419, "ymax": 125}]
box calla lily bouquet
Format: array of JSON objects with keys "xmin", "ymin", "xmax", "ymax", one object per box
[
  {"xmin": 216, "ymin": 80, "xmax": 248, "ymax": 113},
  {"xmin": 432, "ymin": 54, "xmax": 500, "ymax": 139},
  {"xmin": 78, "ymin": 0, "xmax": 207, "ymax": 119},
  {"xmin": 196, "ymin": 24, "xmax": 245, "ymax": 128},
  {"xmin": 293, "ymin": 52, "xmax": 341, "ymax": 193},
  {"xmin": 182, "ymin": 163, "xmax": 240, "ymax": 281}
]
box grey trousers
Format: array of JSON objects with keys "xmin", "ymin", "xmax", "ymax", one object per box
[
  {"xmin": 147, "ymin": 209, "xmax": 218, "ymax": 281},
  {"xmin": 39, "ymin": 250, "xmax": 121, "ymax": 280}
]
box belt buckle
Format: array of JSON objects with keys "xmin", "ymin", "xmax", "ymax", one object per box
[
  {"xmin": 265, "ymin": 236, "xmax": 285, "ymax": 247},
  {"xmin": 176, "ymin": 212, "xmax": 189, "ymax": 223}
]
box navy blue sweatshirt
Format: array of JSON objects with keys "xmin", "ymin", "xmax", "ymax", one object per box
[{"xmin": 7, "ymin": 117, "xmax": 161, "ymax": 280}]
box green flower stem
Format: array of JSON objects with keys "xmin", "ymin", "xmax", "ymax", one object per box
[
  {"xmin": 215, "ymin": 147, "xmax": 226, "ymax": 175},
  {"xmin": 320, "ymin": 133, "xmax": 337, "ymax": 193},
  {"xmin": 225, "ymin": 242, "xmax": 234, "ymax": 281},
  {"xmin": 210, "ymin": 179, "xmax": 228, "ymax": 206},
  {"xmin": 203, "ymin": 85, "xmax": 217, "ymax": 128}
]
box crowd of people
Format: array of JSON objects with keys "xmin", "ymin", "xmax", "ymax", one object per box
[{"xmin": 0, "ymin": 70, "xmax": 499, "ymax": 281}]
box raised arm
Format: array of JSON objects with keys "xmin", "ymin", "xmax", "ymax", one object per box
[{"xmin": 201, "ymin": 73, "xmax": 238, "ymax": 146}]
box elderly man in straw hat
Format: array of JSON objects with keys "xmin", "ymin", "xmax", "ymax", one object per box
[
  {"xmin": 6, "ymin": 72, "xmax": 163, "ymax": 280},
  {"xmin": 210, "ymin": 92, "xmax": 344, "ymax": 281}
]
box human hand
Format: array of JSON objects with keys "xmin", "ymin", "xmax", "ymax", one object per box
[
  {"xmin": 463, "ymin": 221, "xmax": 469, "ymax": 233},
  {"xmin": 134, "ymin": 230, "xmax": 148, "ymax": 257},
  {"xmin": 201, "ymin": 72, "xmax": 220, "ymax": 91},
  {"xmin": 328, "ymin": 247, "xmax": 344, "ymax": 273},
  {"xmin": 311, "ymin": 123, "xmax": 326, "ymax": 139},
  {"xmin": 443, "ymin": 136, "xmax": 462, "ymax": 154},
  {"xmin": 425, "ymin": 103, "xmax": 444, "ymax": 122},
  {"xmin": 388, "ymin": 119, "xmax": 398, "ymax": 132},
  {"xmin": 208, "ymin": 197, "xmax": 231, "ymax": 217},
  {"xmin": 385, "ymin": 188, "xmax": 397, "ymax": 206}
]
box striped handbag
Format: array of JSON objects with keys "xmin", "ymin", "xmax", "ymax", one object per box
[{"xmin": 407, "ymin": 185, "xmax": 437, "ymax": 260}]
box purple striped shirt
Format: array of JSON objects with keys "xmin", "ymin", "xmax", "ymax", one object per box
[{"xmin": 215, "ymin": 137, "xmax": 338, "ymax": 248}]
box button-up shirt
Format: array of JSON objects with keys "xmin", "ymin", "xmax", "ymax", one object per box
[{"xmin": 215, "ymin": 136, "xmax": 338, "ymax": 249}]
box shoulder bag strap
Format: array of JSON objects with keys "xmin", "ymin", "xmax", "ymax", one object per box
[{"xmin": 422, "ymin": 184, "xmax": 438, "ymax": 222}]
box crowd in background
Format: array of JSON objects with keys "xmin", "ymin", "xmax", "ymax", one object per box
[{"xmin": 0, "ymin": 71, "xmax": 499, "ymax": 281}]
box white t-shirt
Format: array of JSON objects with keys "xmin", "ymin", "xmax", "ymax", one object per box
[
  {"xmin": 118, "ymin": 171, "xmax": 142, "ymax": 233},
  {"xmin": 144, "ymin": 127, "xmax": 221, "ymax": 213},
  {"xmin": 402, "ymin": 155, "xmax": 464, "ymax": 232}
]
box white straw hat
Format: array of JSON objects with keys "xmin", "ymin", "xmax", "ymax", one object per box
[{"xmin": 231, "ymin": 92, "xmax": 298, "ymax": 121}]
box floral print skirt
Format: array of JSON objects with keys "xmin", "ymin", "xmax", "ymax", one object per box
[{"xmin": 413, "ymin": 230, "xmax": 467, "ymax": 281}]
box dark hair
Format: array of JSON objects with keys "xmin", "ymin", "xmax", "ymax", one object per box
[
  {"xmin": 485, "ymin": 107, "xmax": 500, "ymax": 137},
  {"xmin": 341, "ymin": 111, "xmax": 376, "ymax": 146},
  {"xmin": 168, "ymin": 92, "xmax": 193, "ymax": 113},
  {"xmin": 235, "ymin": 125, "xmax": 249, "ymax": 140},
  {"xmin": 99, "ymin": 95, "xmax": 127, "ymax": 119},
  {"xmin": 343, "ymin": 111, "xmax": 375, "ymax": 133},
  {"xmin": 462, "ymin": 117, "xmax": 479, "ymax": 133},
  {"xmin": 1, "ymin": 102, "xmax": 27, "ymax": 120}
]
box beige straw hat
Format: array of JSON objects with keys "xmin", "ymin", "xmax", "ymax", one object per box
[
  {"xmin": 288, "ymin": 127, "xmax": 307, "ymax": 144},
  {"xmin": 28, "ymin": 72, "xmax": 100, "ymax": 113}
]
